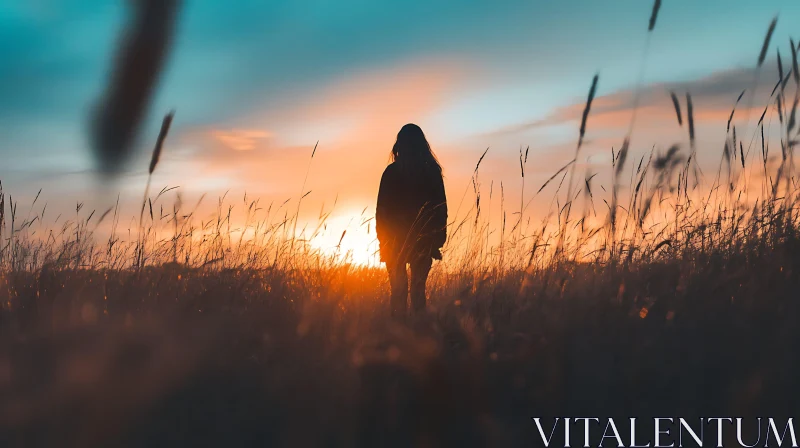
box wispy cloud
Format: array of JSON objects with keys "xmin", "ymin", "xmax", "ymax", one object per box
[
  {"xmin": 488, "ymin": 62, "xmax": 782, "ymax": 140},
  {"xmin": 162, "ymin": 58, "xmax": 468, "ymax": 208},
  {"xmin": 209, "ymin": 129, "xmax": 272, "ymax": 152}
]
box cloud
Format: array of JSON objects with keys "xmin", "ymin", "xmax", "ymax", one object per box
[
  {"xmin": 489, "ymin": 62, "xmax": 784, "ymax": 139},
  {"xmin": 209, "ymin": 129, "xmax": 272, "ymax": 151},
  {"xmin": 158, "ymin": 57, "xmax": 469, "ymax": 211}
]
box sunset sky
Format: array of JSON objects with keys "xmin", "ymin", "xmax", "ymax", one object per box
[{"xmin": 2, "ymin": 0, "xmax": 800, "ymax": 263}]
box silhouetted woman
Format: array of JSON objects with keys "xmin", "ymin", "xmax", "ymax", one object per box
[{"xmin": 376, "ymin": 124, "xmax": 447, "ymax": 317}]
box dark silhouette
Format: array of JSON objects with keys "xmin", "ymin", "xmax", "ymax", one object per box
[
  {"xmin": 90, "ymin": 0, "xmax": 180, "ymax": 176},
  {"xmin": 376, "ymin": 124, "xmax": 447, "ymax": 317}
]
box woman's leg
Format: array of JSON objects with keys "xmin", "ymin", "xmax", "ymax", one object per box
[
  {"xmin": 409, "ymin": 256, "xmax": 433, "ymax": 314},
  {"xmin": 385, "ymin": 259, "xmax": 409, "ymax": 317}
]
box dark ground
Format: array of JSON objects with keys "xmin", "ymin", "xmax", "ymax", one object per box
[{"xmin": 1, "ymin": 239, "xmax": 799, "ymax": 447}]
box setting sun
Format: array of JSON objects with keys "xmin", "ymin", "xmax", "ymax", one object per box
[{"xmin": 306, "ymin": 211, "xmax": 380, "ymax": 266}]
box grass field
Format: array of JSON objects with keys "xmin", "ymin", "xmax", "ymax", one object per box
[{"xmin": 3, "ymin": 4, "xmax": 800, "ymax": 448}]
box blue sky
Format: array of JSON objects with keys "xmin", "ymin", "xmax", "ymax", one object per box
[{"xmin": 1, "ymin": 0, "xmax": 799, "ymax": 258}]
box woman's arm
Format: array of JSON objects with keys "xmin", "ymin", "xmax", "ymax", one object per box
[
  {"xmin": 432, "ymin": 174, "xmax": 448, "ymax": 248},
  {"xmin": 375, "ymin": 166, "xmax": 394, "ymax": 246}
]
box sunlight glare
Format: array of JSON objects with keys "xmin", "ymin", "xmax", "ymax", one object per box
[{"xmin": 306, "ymin": 211, "xmax": 380, "ymax": 266}]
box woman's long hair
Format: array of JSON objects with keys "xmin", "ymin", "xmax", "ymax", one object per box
[{"xmin": 391, "ymin": 124, "xmax": 442, "ymax": 178}]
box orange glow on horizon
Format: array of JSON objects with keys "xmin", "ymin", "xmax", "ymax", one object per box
[{"xmin": 306, "ymin": 212, "xmax": 380, "ymax": 266}]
